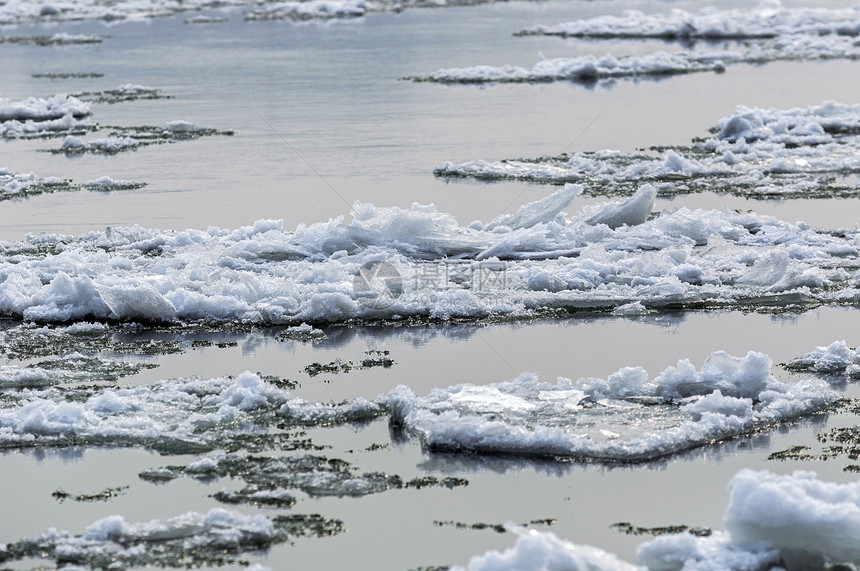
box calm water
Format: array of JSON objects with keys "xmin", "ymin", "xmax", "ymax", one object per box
[{"xmin": 2, "ymin": 0, "xmax": 860, "ymax": 568}]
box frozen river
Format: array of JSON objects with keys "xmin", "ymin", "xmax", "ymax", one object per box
[{"xmin": 2, "ymin": 0, "xmax": 860, "ymax": 569}]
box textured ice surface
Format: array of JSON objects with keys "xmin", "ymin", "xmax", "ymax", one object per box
[
  {"xmin": 2, "ymin": 183, "xmax": 860, "ymax": 324},
  {"xmin": 516, "ymin": 2, "xmax": 860, "ymax": 40},
  {"xmin": 436, "ymin": 101, "xmax": 860, "ymax": 199},
  {"xmin": 382, "ymin": 350, "xmax": 837, "ymax": 461},
  {"xmin": 0, "ymin": 94, "xmax": 91, "ymax": 138}
]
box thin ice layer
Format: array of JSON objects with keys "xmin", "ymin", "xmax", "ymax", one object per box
[
  {"xmin": 436, "ymin": 100, "xmax": 860, "ymax": 199},
  {"xmin": 3, "ymin": 183, "xmax": 860, "ymax": 324},
  {"xmin": 516, "ymin": 2, "xmax": 860, "ymax": 40},
  {"xmin": 381, "ymin": 350, "xmax": 836, "ymax": 462}
]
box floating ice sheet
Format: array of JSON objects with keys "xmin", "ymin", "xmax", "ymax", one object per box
[
  {"xmin": 436, "ymin": 101, "xmax": 860, "ymax": 199},
  {"xmin": 3, "ymin": 183, "xmax": 860, "ymax": 324},
  {"xmin": 381, "ymin": 350, "xmax": 837, "ymax": 462},
  {"xmin": 516, "ymin": 2, "xmax": 860, "ymax": 41}
]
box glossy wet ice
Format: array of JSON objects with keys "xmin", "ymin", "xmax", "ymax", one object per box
[{"xmin": 2, "ymin": 0, "xmax": 860, "ymax": 569}]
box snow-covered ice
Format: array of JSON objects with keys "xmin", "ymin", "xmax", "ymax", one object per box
[
  {"xmin": 2, "ymin": 182, "xmax": 860, "ymax": 324},
  {"xmin": 381, "ymin": 350, "xmax": 836, "ymax": 462},
  {"xmin": 414, "ymin": 2, "xmax": 860, "ymax": 86},
  {"xmin": 516, "ymin": 2, "xmax": 860, "ymax": 41},
  {"xmin": 787, "ymin": 340, "xmax": 860, "ymax": 377},
  {"xmin": 409, "ymin": 50, "xmax": 732, "ymax": 84},
  {"xmin": 0, "ymin": 0, "xmax": 508, "ymax": 24},
  {"xmin": 436, "ymin": 101, "xmax": 860, "ymax": 199},
  {"xmin": 0, "ymin": 370, "xmax": 382, "ymax": 450},
  {"xmin": 0, "ymin": 507, "xmax": 303, "ymax": 569},
  {"xmin": 1, "ymin": 168, "xmax": 144, "ymax": 200}
]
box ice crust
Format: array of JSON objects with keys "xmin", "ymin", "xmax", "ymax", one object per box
[
  {"xmin": 2, "ymin": 181, "xmax": 860, "ymax": 325},
  {"xmin": 382, "ymin": 350, "xmax": 836, "ymax": 462},
  {"xmin": 416, "ymin": 3, "xmax": 860, "ymax": 85},
  {"xmin": 436, "ymin": 101, "xmax": 860, "ymax": 199},
  {"xmin": 517, "ymin": 2, "xmax": 860, "ymax": 41}
]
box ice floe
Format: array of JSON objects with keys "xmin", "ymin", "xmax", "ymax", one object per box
[
  {"xmin": 787, "ymin": 340, "xmax": 860, "ymax": 377},
  {"xmin": 73, "ymin": 83, "xmax": 171, "ymax": 104},
  {"xmin": 0, "ymin": 32, "xmax": 104, "ymax": 45},
  {"xmin": 0, "ymin": 94, "xmax": 91, "ymax": 138},
  {"xmin": 0, "ymin": 507, "xmax": 340, "ymax": 569},
  {"xmin": 0, "ymin": 370, "xmax": 383, "ymax": 451},
  {"xmin": 0, "ymin": 0, "xmax": 511, "ymax": 25},
  {"xmin": 408, "ymin": 50, "xmax": 731, "ymax": 84},
  {"xmin": 516, "ymin": 2, "xmax": 860, "ymax": 41},
  {"xmin": 1, "ymin": 168, "xmax": 145, "ymax": 201},
  {"xmin": 413, "ymin": 2, "xmax": 860, "ymax": 86},
  {"xmin": 382, "ymin": 350, "xmax": 836, "ymax": 462},
  {"xmin": 436, "ymin": 101, "xmax": 860, "ymax": 199},
  {"xmin": 2, "ymin": 182, "xmax": 860, "ymax": 323},
  {"xmin": 51, "ymin": 122, "xmax": 233, "ymax": 154}
]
